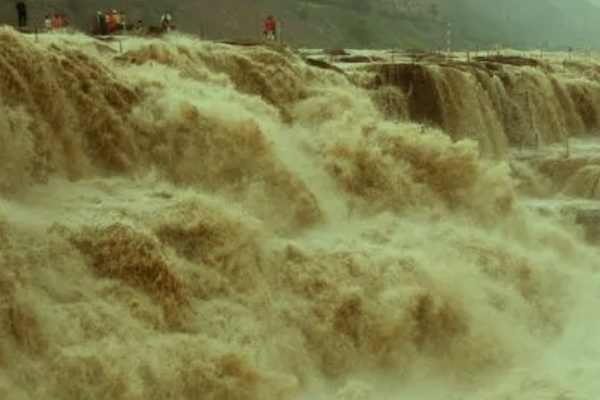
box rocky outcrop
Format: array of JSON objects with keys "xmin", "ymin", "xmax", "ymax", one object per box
[
  {"xmin": 473, "ymin": 55, "xmax": 542, "ymax": 68},
  {"xmin": 575, "ymin": 209, "xmax": 600, "ymax": 243},
  {"xmin": 304, "ymin": 58, "xmax": 345, "ymax": 74},
  {"xmin": 355, "ymin": 55, "xmax": 600, "ymax": 157},
  {"xmin": 365, "ymin": 63, "xmax": 444, "ymax": 128},
  {"xmin": 338, "ymin": 56, "xmax": 385, "ymax": 63}
]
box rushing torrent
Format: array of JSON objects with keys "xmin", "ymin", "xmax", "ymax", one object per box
[{"xmin": 0, "ymin": 27, "xmax": 599, "ymax": 400}]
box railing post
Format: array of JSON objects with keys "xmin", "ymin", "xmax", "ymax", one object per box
[
  {"xmin": 446, "ymin": 22, "xmax": 451, "ymax": 61},
  {"xmin": 278, "ymin": 19, "xmax": 283, "ymax": 44}
]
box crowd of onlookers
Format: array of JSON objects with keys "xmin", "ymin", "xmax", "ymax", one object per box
[
  {"xmin": 13, "ymin": 1, "xmax": 279, "ymax": 40},
  {"xmin": 44, "ymin": 14, "xmax": 69, "ymax": 32},
  {"xmin": 91, "ymin": 10, "xmax": 128, "ymax": 35},
  {"xmin": 15, "ymin": 1, "xmax": 69, "ymax": 32},
  {"xmin": 90, "ymin": 10, "xmax": 173, "ymax": 35},
  {"xmin": 12, "ymin": 1, "xmax": 166, "ymax": 36}
]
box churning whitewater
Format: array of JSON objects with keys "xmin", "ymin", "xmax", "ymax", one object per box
[{"xmin": 0, "ymin": 27, "xmax": 600, "ymax": 400}]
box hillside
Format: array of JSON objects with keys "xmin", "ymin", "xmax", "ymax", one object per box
[
  {"xmin": 1, "ymin": 0, "xmax": 600, "ymax": 50},
  {"xmin": 451, "ymin": 0, "xmax": 600, "ymax": 49}
]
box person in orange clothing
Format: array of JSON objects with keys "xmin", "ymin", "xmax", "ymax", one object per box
[
  {"xmin": 107, "ymin": 10, "xmax": 117, "ymax": 34},
  {"xmin": 51, "ymin": 14, "xmax": 60, "ymax": 32},
  {"xmin": 264, "ymin": 15, "xmax": 276, "ymax": 41}
]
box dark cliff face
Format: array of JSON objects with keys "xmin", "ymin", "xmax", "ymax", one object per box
[
  {"xmin": 355, "ymin": 54, "xmax": 600, "ymax": 158},
  {"xmin": 368, "ymin": 63, "xmax": 445, "ymax": 129}
]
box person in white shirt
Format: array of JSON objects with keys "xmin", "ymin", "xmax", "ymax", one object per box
[{"xmin": 160, "ymin": 11, "xmax": 172, "ymax": 32}]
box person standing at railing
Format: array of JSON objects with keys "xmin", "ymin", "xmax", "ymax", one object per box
[
  {"xmin": 160, "ymin": 11, "xmax": 172, "ymax": 32},
  {"xmin": 95, "ymin": 11, "xmax": 107, "ymax": 35},
  {"xmin": 113, "ymin": 10, "xmax": 121, "ymax": 32},
  {"xmin": 51, "ymin": 14, "xmax": 61, "ymax": 32},
  {"xmin": 264, "ymin": 15, "xmax": 276, "ymax": 41},
  {"xmin": 107, "ymin": 10, "xmax": 117, "ymax": 34},
  {"xmin": 16, "ymin": 2, "xmax": 27, "ymax": 28}
]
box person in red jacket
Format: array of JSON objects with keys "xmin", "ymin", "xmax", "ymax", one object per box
[
  {"xmin": 264, "ymin": 15, "xmax": 276, "ymax": 41},
  {"xmin": 51, "ymin": 14, "xmax": 60, "ymax": 32},
  {"xmin": 107, "ymin": 10, "xmax": 117, "ymax": 34}
]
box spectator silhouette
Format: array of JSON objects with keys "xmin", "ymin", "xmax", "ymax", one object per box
[{"xmin": 16, "ymin": 2, "xmax": 27, "ymax": 28}]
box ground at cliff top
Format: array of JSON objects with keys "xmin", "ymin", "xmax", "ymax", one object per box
[{"xmin": 5, "ymin": 0, "xmax": 600, "ymax": 50}]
